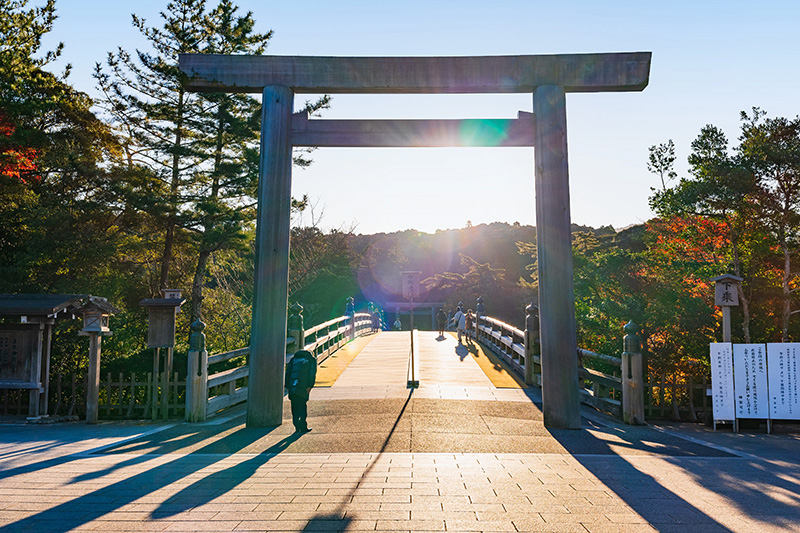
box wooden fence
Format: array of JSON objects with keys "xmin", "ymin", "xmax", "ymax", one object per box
[
  {"xmin": 35, "ymin": 371, "xmax": 185, "ymax": 420},
  {"xmin": 186, "ymin": 311, "xmax": 375, "ymax": 421}
]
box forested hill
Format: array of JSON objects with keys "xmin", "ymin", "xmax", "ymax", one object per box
[{"xmin": 336, "ymin": 222, "xmax": 618, "ymax": 321}]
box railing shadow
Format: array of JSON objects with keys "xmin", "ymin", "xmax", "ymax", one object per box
[
  {"xmin": 0, "ymin": 416, "xmax": 289, "ymax": 532},
  {"xmin": 549, "ymin": 420, "xmax": 800, "ymax": 531}
]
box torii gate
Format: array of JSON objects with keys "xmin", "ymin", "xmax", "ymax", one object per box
[{"xmin": 180, "ymin": 52, "xmax": 651, "ymax": 429}]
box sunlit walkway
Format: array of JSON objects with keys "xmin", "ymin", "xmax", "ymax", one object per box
[{"xmin": 316, "ymin": 330, "xmax": 537, "ymax": 402}]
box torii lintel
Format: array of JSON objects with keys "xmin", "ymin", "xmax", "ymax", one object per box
[{"xmin": 179, "ymin": 52, "xmax": 651, "ymax": 94}]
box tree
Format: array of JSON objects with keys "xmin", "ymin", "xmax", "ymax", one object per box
[
  {"xmin": 96, "ymin": 0, "xmax": 331, "ymax": 324},
  {"xmin": 647, "ymin": 139, "xmax": 677, "ymax": 191},
  {"xmin": 95, "ymin": 0, "xmax": 210, "ymax": 293},
  {"xmin": 650, "ymin": 125, "xmax": 759, "ymax": 341},
  {"xmin": 739, "ymin": 109, "xmax": 800, "ymax": 341}
]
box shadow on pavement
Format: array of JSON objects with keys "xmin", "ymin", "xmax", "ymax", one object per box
[
  {"xmin": 0, "ymin": 423, "xmax": 289, "ymax": 532},
  {"xmin": 301, "ymin": 388, "xmax": 414, "ymax": 531},
  {"xmin": 550, "ymin": 418, "xmax": 800, "ymax": 532}
]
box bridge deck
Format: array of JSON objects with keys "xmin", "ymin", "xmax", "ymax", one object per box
[{"xmin": 315, "ymin": 331, "xmax": 534, "ymax": 402}]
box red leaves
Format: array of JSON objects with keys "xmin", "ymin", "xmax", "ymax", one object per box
[{"xmin": 0, "ymin": 113, "xmax": 39, "ymax": 184}]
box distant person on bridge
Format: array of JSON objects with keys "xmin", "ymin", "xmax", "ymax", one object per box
[
  {"xmin": 452, "ymin": 307, "xmax": 466, "ymax": 343},
  {"xmin": 436, "ymin": 308, "xmax": 447, "ymax": 337},
  {"xmin": 284, "ymin": 349, "xmax": 317, "ymax": 433},
  {"xmin": 371, "ymin": 311, "xmax": 381, "ymax": 333},
  {"xmin": 465, "ymin": 309, "xmax": 475, "ymax": 343},
  {"xmin": 393, "ymin": 318, "xmax": 402, "ymax": 330}
]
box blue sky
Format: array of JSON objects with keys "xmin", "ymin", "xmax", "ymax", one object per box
[{"xmin": 45, "ymin": 0, "xmax": 800, "ymax": 234}]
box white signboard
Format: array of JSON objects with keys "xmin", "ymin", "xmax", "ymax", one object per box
[
  {"xmin": 732, "ymin": 344, "xmax": 769, "ymax": 419},
  {"xmin": 767, "ymin": 343, "xmax": 800, "ymax": 420},
  {"xmin": 710, "ymin": 343, "xmax": 735, "ymax": 421},
  {"xmin": 400, "ymin": 271, "xmax": 421, "ymax": 300}
]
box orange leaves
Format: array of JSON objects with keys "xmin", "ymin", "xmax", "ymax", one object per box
[
  {"xmin": 0, "ymin": 113, "xmax": 39, "ymax": 183},
  {"xmin": 647, "ymin": 215, "xmax": 730, "ymax": 265}
]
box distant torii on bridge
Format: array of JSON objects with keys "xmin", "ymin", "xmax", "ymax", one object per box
[{"xmin": 180, "ymin": 52, "xmax": 652, "ymax": 430}]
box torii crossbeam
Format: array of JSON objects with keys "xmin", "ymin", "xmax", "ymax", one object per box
[{"xmin": 180, "ymin": 52, "xmax": 651, "ymax": 429}]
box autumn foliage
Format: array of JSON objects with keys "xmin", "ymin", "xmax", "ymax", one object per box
[{"xmin": 0, "ymin": 113, "xmax": 38, "ymax": 183}]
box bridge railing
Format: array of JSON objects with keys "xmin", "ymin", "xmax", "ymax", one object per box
[
  {"xmin": 577, "ymin": 348, "xmax": 622, "ymax": 419},
  {"xmin": 186, "ymin": 300, "xmax": 376, "ymax": 422},
  {"xmin": 476, "ymin": 300, "xmax": 644, "ymax": 424},
  {"xmin": 475, "ymin": 315, "xmax": 533, "ymax": 383}
]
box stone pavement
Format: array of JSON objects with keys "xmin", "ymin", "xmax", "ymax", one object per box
[{"xmin": 0, "ymin": 332, "xmax": 798, "ymax": 532}]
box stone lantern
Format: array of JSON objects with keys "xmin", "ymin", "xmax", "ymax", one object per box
[{"xmin": 77, "ymin": 296, "xmax": 119, "ymax": 424}]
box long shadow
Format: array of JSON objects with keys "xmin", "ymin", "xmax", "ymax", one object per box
[
  {"xmin": 152, "ymin": 432, "xmax": 303, "ymax": 517},
  {"xmin": 301, "ymin": 388, "xmax": 414, "ymax": 531},
  {"xmin": 549, "ymin": 419, "xmax": 800, "ymax": 531},
  {"xmin": 455, "ymin": 343, "xmax": 469, "ymax": 361},
  {"xmin": 0, "ymin": 416, "xmax": 291, "ymax": 532}
]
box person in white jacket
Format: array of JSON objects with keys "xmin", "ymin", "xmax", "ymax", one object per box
[{"xmin": 452, "ymin": 307, "xmax": 466, "ymax": 344}]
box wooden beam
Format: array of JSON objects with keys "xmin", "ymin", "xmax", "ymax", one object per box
[
  {"xmin": 533, "ymin": 85, "xmax": 581, "ymax": 429},
  {"xmin": 247, "ymin": 86, "xmax": 294, "ymax": 428},
  {"xmin": 180, "ymin": 52, "xmax": 651, "ymax": 94},
  {"xmin": 290, "ymin": 111, "xmax": 535, "ymax": 147}
]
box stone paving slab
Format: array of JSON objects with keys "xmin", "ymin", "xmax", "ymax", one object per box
[{"xmin": 2, "ymin": 330, "xmax": 799, "ymax": 532}]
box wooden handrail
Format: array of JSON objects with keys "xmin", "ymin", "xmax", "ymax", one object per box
[{"xmin": 191, "ymin": 310, "xmax": 376, "ymax": 421}]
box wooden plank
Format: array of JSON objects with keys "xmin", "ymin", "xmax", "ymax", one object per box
[
  {"xmin": 291, "ymin": 112, "xmax": 535, "ymax": 147},
  {"xmin": 208, "ymin": 347, "xmax": 249, "ymax": 366},
  {"xmin": 207, "ymin": 386, "xmax": 248, "ymax": 415},
  {"xmin": 578, "ymin": 367, "xmax": 621, "ymax": 390},
  {"xmin": 180, "ymin": 52, "xmax": 652, "ymax": 94},
  {"xmin": 580, "ymin": 389, "xmax": 622, "ymax": 419},
  {"xmin": 208, "ymin": 365, "xmax": 250, "ymax": 389},
  {"xmin": 0, "ymin": 380, "xmax": 42, "ymax": 390}
]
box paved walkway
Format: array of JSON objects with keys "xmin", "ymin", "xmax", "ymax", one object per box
[{"xmin": 0, "ymin": 331, "xmax": 798, "ymax": 532}]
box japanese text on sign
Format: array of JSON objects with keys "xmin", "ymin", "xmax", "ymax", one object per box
[
  {"xmin": 710, "ymin": 343, "xmax": 735, "ymax": 421},
  {"xmin": 767, "ymin": 343, "xmax": 800, "ymax": 420},
  {"xmin": 732, "ymin": 344, "xmax": 769, "ymax": 419}
]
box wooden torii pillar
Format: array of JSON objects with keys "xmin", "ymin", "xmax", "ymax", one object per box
[{"xmin": 180, "ymin": 52, "xmax": 651, "ymax": 429}]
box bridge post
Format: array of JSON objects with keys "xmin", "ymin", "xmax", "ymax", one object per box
[
  {"xmin": 622, "ymin": 321, "xmax": 645, "ymax": 425},
  {"xmin": 248, "ymin": 85, "xmax": 294, "ymax": 428},
  {"xmin": 524, "ymin": 303, "xmax": 541, "ymax": 386},
  {"xmin": 346, "ymin": 297, "xmax": 355, "ymax": 339},
  {"xmin": 287, "ymin": 303, "xmax": 305, "ymax": 354},
  {"xmin": 185, "ymin": 319, "xmax": 208, "ymax": 422},
  {"xmin": 533, "ymin": 85, "xmax": 581, "ymax": 429}
]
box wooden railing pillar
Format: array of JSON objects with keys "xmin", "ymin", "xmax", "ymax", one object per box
[
  {"xmin": 524, "ymin": 303, "xmax": 540, "ymax": 386},
  {"xmin": 346, "ymin": 296, "xmax": 355, "ymax": 340},
  {"xmin": 287, "ymin": 303, "xmax": 305, "ymax": 354},
  {"xmin": 622, "ymin": 320, "xmax": 645, "ymax": 425},
  {"xmin": 186, "ymin": 319, "xmax": 208, "ymax": 422}
]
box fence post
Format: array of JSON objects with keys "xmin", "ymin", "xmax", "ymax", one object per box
[
  {"xmin": 524, "ymin": 303, "xmax": 540, "ymax": 386},
  {"xmin": 287, "ymin": 303, "xmax": 305, "ymax": 354},
  {"xmin": 622, "ymin": 320, "xmax": 645, "ymax": 425},
  {"xmin": 185, "ymin": 319, "xmax": 208, "ymax": 422},
  {"xmin": 346, "ymin": 297, "xmax": 355, "ymax": 340}
]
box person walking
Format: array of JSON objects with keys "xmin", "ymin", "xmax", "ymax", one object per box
[
  {"xmin": 393, "ymin": 317, "xmax": 402, "ymax": 330},
  {"xmin": 452, "ymin": 306, "xmax": 466, "ymax": 344},
  {"xmin": 465, "ymin": 309, "xmax": 475, "ymax": 343},
  {"xmin": 284, "ymin": 349, "xmax": 317, "ymax": 433},
  {"xmin": 436, "ymin": 308, "xmax": 447, "ymax": 337}
]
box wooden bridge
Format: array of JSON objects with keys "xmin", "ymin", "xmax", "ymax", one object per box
[{"xmin": 185, "ymin": 306, "xmax": 643, "ymax": 425}]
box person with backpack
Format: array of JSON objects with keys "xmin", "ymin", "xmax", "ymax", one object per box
[
  {"xmin": 284, "ymin": 349, "xmax": 317, "ymax": 433},
  {"xmin": 452, "ymin": 306, "xmax": 466, "ymax": 344},
  {"xmin": 465, "ymin": 309, "xmax": 475, "ymax": 343},
  {"xmin": 436, "ymin": 308, "xmax": 447, "ymax": 337}
]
